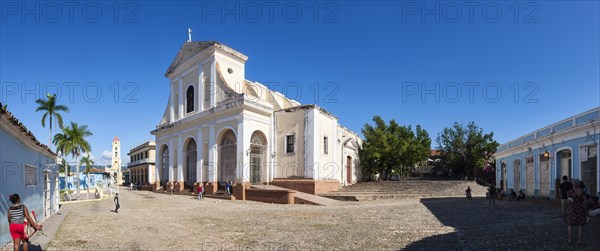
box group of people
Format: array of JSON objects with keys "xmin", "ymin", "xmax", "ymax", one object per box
[
  {"xmin": 508, "ymin": 189, "xmax": 526, "ymax": 201},
  {"xmin": 559, "ymin": 175, "xmax": 590, "ymax": 245}
]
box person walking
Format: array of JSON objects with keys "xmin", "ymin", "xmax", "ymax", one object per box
[
  {"xmin": 198, "ymin": 183, "xmax": 203, "ymax": 201},
  {"xmin": 488, "ymin": 185, "xmax": 497, "ymax": 205},
  {"xmin": 226, "ymin": 180, "xmax": 232, "ymax": 196},
  {"xmin": 465, "ymin": 186, "xmax": 472, "ymax": 200},
  {"xmin": 567, "ymin": 179, "xmax": 588, "ymax": 245},
  {"xmin": 7, "ymin": 194, "xmax": 43, "ymax": 251},
  {"xmin": 559, "ymin": 175, "xmax": 573, "ymax": 223},
  {"xmin": 114, "ymin": 193, "xmax": 120, "ymax": 213}
]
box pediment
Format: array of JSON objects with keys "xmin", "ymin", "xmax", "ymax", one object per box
[{"xmin": 165, "ymin": 41, "xmax": 217, "ymax": 77}]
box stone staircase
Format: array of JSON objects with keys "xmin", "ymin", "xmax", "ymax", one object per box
[
  {"xmin": 320, "ymin": 180, "xmax": 489, "ymax": 201},
  {"xmin": 251, "ymin": 184, "xmax": 340, "ymax": 206}
]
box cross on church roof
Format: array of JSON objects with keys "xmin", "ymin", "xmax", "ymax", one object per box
[{"xmin": 187, "ymin": 28, "xmax": 192, "ymax": 43}]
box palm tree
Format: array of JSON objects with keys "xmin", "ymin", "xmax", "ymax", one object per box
[
  {"xmin": 53, "ymin": 122, "xmax": 92, "ymax": 199},
  {"xmin": 36, "ymin": 93, "xmax": 69, "ymax": 148},
  {"xmin": 80, "ymin": 154, "xmax": 95, "ymax": 196},
  {"xmin": 54, "ymin": 130, "xmax": 72, "ymax": 195}
]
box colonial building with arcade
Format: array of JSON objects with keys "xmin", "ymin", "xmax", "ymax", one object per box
[
  {"xmin": 151, "ymin": 41, "xmax": 362, "ymax": 196},
  {"xmin": 495, "ymin": 107, "xmax": 599, "ymax": 199}
]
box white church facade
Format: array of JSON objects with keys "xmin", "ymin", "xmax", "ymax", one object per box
[{"xmin": 151, "ymin": 41, "xmax": 361, "ymax": 196}]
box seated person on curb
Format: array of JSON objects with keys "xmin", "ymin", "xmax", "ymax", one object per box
[
  {"xmin": 509, "ymin": 189, "xmax": 517, "ymax": 201},
  {"xmin": 517, "ymin": 191, "xmax": 525, "ymax": 201},
  {"xmin": 498, "ymin": 190, "xmax": 506, "ymax": 201}
]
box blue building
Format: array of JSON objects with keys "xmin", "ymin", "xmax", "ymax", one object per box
[
  {"xmin": 495, "ymin": 107, "xmax": 599, "ymax": 199},
  {"xmin": 0, "ymin": 103, "xmax": 59, "ymax": 247},
  {"xmin": 59, "ymin": 169, "xmax": 109, "ymax": 191}
]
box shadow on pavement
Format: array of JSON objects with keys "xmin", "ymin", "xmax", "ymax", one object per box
[{"xmin": 403, "ymin": 197, "xmax": 600, "ymax": 250}]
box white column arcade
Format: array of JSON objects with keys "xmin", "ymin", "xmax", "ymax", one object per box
[
  {"xmin": 169, "ymin": 83, "xmax": 175, "ymax": 122},
  {"xmin": 208, "ymin": 125, "xmax": 216, "ymax": 182},
  {"xmin": 178, "ymin": 79, "xmax": 184, "ymax": 120},
  {"xmin": 155, "ymin": 143, "xmax": 161, "ymax": 185},
  {"xmin": 177, "ymin": 135, "xmax": 184, "ymax": 183},
  {"xmin": 198, "ymin": 65, "xmax": 204, "ymax": 111},
  {"xmin": 168, "ymin": 139, "xmax": 175, "ymax": 182},
  {"xmin": 210, "ymin": 60, "xmax": 217, "ymax": 108},
  {"xmin": 237, "ymin": 116, "xmax": 250, "ymax": 183},
  {"xmin": 196, "ymin": 129, "xmax": 203, "ymax": 183}
]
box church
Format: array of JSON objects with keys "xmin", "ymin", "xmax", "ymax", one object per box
[{"xmin": 150, "ymin": 40, "xmax": 362, "ymax": 196}]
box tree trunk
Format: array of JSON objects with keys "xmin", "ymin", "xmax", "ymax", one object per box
[
  {"xmin": 63, "ymin": 160, "xmax": 68, "ymax": 200},
  {"xmin": 87, "ymin": 171, "xmax": 91, "ymax": 197},
  {"xmin": 75, "ymin": 155, "xmax": 80, "ymax": 199}
]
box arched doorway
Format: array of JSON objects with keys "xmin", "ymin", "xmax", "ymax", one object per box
[
  {"xmin": 219, "ymin": 130, "xmax": 237, "ymax": 183},
  {"xmin": 250, "ymin": 131, "xmax": 267, "ymax": 184},
  {"xmin": 501, "ymin": 161, "xmax": 507, "ymax": 192},
  {"xmin": 557, "ymin": 149, "xmax": 572, "ymax": 180},
  {"xmin": 160, "ymin": 145, "xmax": 169, "ymax": 187},
  {"xmin": 581, "ymin": 144, "xmax": 597, "ymax": 197},
  {"xmin": 525, "ymin": 156, "xmax": 534, "ymax": 196},
  {"xmin": 185, "ymin": 138, "xmax": 197, "ymax": 189},
  {"xmin": 539, "ymin": 153, "xmax": 550, "ymax": 197},
  {"xmin": 346, "ymin": 156, "xmax": 353, "ymax": 184},
  {"xmin": 203, "ymin": 142, "xmax": 209, "ymax": 182},
  {"xmin": 513, "ymin": 159, "xmax": 521, "ymax": 191}
]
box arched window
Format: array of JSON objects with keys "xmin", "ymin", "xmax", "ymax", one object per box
[{"xmin": 186, "ymin": 85, "xmax": 195, "ymax": 113}]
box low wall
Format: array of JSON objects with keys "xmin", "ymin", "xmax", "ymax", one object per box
[
  {"xmin": 246, "ymin": 189, "xmax": 295, "ymax": 204},
  {"xmin": 271, "ymin": 179, "xmax": 340, "ymax": 195}
]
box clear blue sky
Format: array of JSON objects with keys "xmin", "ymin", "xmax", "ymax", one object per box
[{"xmin": 1, "ymin": 1, "xmax": 598, "ymax": 165}]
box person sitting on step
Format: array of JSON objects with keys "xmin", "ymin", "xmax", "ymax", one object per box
[
  {"xmin": 509, "ymin": 189, "xmax": 517, "ymax": 201},
  {"xmin": 517, "ymin": 191, "xmax": 525, "ymax": 201}
]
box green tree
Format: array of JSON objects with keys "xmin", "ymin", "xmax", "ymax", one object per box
[
  {"xmin": 80, "ymin": 154, "xmax": 94, "ymax": 195},
  {"xmin": 53, "ymin": 122, "xmax": 92, "ymax": 198},
  {"xmin": 436, "ymin": 121, "xmax": 498, "ymax": 178},
  {"xmin": 359, "ymin": 116, "xmax": 431, "ymax": 180},
  {"xmin": 36, "ymin": 93, "xmax": 69, "ymax": 148}
]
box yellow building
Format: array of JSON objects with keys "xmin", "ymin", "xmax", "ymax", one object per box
[{"xmin": 127, "ymin": 140, "xmax": 156, "ymax": 188}]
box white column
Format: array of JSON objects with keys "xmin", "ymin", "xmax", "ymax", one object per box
[
  {"xmin": 332, "ymin": 119, "xmax": 339, "ymax": 184},
  {"xmin": 269, "ymin": 113, "xmax": 275, "ymax": 184},
  {"xmin": 169, "ymin": 83, "xmax": 175, "ymax": 122},
  {"xmin": 208, "ymin": 125, "xmax": 216, "ymax": 182},
  {"xmin": 196, "ymin": 129, "xmax": 203, "ymax": 183},
  {"xmin": 210, "ymin": 60, "xmax": 217, "ymax": 108},
  {"xmin": 198, "ymin": 65, "xmax": 204, "ymax": 111},
  {"xmin": 237, "ymin": 117, "xmax": 247, "ymax": 182},
  {"xmin": 177, "ymin": 135, "xmax": 184, "ymax": 183},
  {"xmin": 168, "ymin": 139, "xmax": 175, "ymax": 182},
  {"xmin": 178, "ymin": 79, "xmax": 184, "ymax": 119},
  {"xmin": 155, "ymin": 144, "xmax": 161, "ymax": 185}
]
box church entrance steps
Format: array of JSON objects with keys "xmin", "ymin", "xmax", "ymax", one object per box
[
  {"xmin": 321, "ymin": 180, "xmax": 489, "ymax": 201},
  {"xmin": 250, "ymin": 184, "xmax": 340, "ymax": 206}
]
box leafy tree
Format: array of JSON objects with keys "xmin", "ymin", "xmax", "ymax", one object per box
[
  {"xmin": 36, "ymin": 93, "xmax": 69, "ymax": 148},
  {"xmin": 80, "ymin": 154, "xmax": 94, "ymax": 195},
  {"xmin": 436, "ymin": 121, "xmax": 498, "ymax": 178},
  {"xmin": 359, "ymin": 116, "xmax": 431, "ymax": 180},
  {"xmin": 53, "ymin": 122, "xmax": 92, "ymax": 198}
]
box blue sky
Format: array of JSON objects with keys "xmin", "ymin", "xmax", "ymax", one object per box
[{"xmin": 1, "ymin": 1, "xmax": 599, "ymax": 165}]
